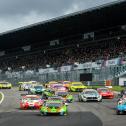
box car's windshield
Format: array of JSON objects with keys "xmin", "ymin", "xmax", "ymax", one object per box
[
  {"xmin": 100, "ymin": 89, "xmax": 108, "ymax": 92},
  {"xmin": 34, "ymin": 86, "xmax": 43, "ymax": 89},
  {"xmin": 64, "ymin": 82, "xmax": 70, "ymax": 84},
  {"xmin": 1, "ymin": 82, "xmax": 8, "ymax": 84},
  {"xmin": 119, "ymin": 100, "xmax": 126, "ymax": 105},
  {"xmin": 72, "ymin": 84, "xmax": 83, "ymax": 86},
  {"xmin": 56, "ymin": 92, "xmax": 68, "ymax": 96},
  {"xmin": 24, "ymin": 84, "xmax": 31, "ymax": 87},
  {"xmin": 31, "ymin": 81, "xmax": 37, "ymax": 84},
  {"xmin": 46, "ymin": 103, "xmax": 62, "ymax": 107},
  {"xmin": 85, "ymin": 91, "xmax": 96, "ymax": 94},
  {"xmin": 23, "ymin": 97, "xmax": 39, "ymax": 101},
  {"xmin": 48, "ymin": 97, "xmax": 62, "ymax": 100},
  {"xmin": 54, "ymin": 85, "xmax": 63, "ymax": 88}
]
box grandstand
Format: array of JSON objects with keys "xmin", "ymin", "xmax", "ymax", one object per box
[{"xmin": 0, "ymin": 0, "xmax": 126, "ymax": 85}]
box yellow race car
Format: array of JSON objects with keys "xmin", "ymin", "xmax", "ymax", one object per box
[
  {"xmin": 0, "ymin": 83, "xmax": 2, "ymax": 89},
  {"xmin": 0, "ymin": 81, "xmax": 12, "ymax": 89},
  {"xmin": 69, "ymin": 82, "xmax": 87, "ymax": 92}
]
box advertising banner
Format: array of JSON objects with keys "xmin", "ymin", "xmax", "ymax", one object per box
[
  {"xmin": 106, "ymin": 58, "xmax": 120, "ymax": 66},
  {"xmin": 60, "ymin": 65, "xmax": 72, "ymax": 72}
]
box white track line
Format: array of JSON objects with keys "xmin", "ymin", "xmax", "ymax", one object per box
[{"xmin": 0, "ymin": 92, "xmax": 4, "ymax": 105}]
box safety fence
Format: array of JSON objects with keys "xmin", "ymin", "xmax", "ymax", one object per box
[{"xmin": 0, "ymin": 64, "xmax": 126, "ymax": 85}]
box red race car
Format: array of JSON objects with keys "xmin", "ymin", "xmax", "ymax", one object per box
[
  {"xmin": 20, "ymin": 95, "xmax": 44, "ymax": 109},
  {"xmin": 97, "ymin": 88, "xmax": 114, "ymax": 99}
]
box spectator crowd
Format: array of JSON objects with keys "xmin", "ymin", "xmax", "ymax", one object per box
[{"xmin": 0, "ymin": 38, "xmax": 126, "ymax": 71}]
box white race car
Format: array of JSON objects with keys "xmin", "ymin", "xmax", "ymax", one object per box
[{"xmin": 78, "ymin": 89, "xmax": 102, "ymax": 102}]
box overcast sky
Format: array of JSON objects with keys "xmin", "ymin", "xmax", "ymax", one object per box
[{"xmin": 0, "ymin": 0, "xmax": 118, "ymax": 33}]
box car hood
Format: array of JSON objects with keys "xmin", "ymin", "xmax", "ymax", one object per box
[{"xmin": 71, "ymin": 86, "xmax": 86, "ymax": 88}]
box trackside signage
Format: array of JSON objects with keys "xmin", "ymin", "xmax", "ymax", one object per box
[
  {"xmin": 60, "ymin": 66, "xmax": 72, "ymax": 72},
  {"xmin": 74, "ymin": 62, "xmax": 101, "ymax": 70},
  {"xmin": 105, "ymin": 58, "xmax": 120, "ymax": 66}
]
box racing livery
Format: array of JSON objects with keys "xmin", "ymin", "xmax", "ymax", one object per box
[
  {"xmin": 42, "ymin": 89, "xmax": 55, "ymax": 99},
  {"xmin": 20, "ymin": 95, "xmax": 43, "ymax": 109},
  {"xmin": 78, "ymin": 89, "xmax": 102, "ymax": 102},
  {"xmin": 69, "ymin": 82, "xmax": 87, "ymax": 92},
  {"xmin": 28, "ymin": 85, "xmax": 45, "ymax": 94},
  {"xmin": 51, "ymin": 85, "xmax": 68, "ymax": 92},
  {"xmin": 19, "ymin": 83, "xmax": 32, "ymax": 91},
  {"xmin": 55, "ymin": 91, "xmax": 74, "ymax": 103},
  {"xmin": 0, "ymin": 81, "xmax": 12, "ymax": 89},
  {"xmin": 116, "ymin": 98, "xmax": 126, "ymax": 115},
  {"xmin": 45, "ymin": 81, "xmax": 58, "ymax": 88},
  {"xmin": 40, "ymin": 100, "xmax": 68, "ymax": 116},
  {"xmin": 60, "ymin": 81, "xmax": 71, "ymax": 89},
  {"xmin": 97, "ymin": 88, "xmax": 114, "ymax": 99}
]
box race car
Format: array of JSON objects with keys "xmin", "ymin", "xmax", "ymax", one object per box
[
  {"xmin": 60, "ymin": 81, "xmax": 71, "ymax": 89},
  {"xmin": 0, "ymin": 83, "xmax": 2, "ymax": 89},
  {"xmin": 50, "ymin": 83, "xmax": 63, "ymax": 90},
  {"xmin": 116, "ymin": 98, "xmax": 126, "ymax": 115},
  {"xmin": 45, "ymin": 81, "xmax": 58, "ymax": 88},
  {"xmin": 40, "ymin": 100, "xmax": 68, "ymax": 116},
  {"xmin": 42, "ymin": 89, "xmax": 55, "ymax": 99},
  {"xmin": 20, "ymin": 95, "xmax": 43, "ymax": 109},
  {"xmin": 78, "ymin": 89, "xmax": 102, "ymax": 102},
  {"xmin": 55, "ymin": 91, "xmax": 74, "ymax": 103},
  {"xmin": 28, "ymin": 85, "xmax": 45, "ymax": 94},
  {"xmin": 69, "ymin": 82, "xmax": 87, "ymax": 92},
  {"xmin": 0, "ymin": 81, "xmax": 12, "ymax": 89},
  {"xmin": 19, "ymin": 83, "xmax": 32, "ymax": 91},
  {"xmin": 97, "ymin": 88, "xmax": 114, "ymax": 99},
  {"xmin": 119, "ymin": 89, "xmax": 126, "ymax": 97},
  {"xmin": 52, "ymin": 85, "xmax": 68, "ymax": 92}
]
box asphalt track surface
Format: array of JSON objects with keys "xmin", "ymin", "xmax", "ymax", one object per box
[{"xmin": 0, "ymin": 88, "xmax": 126, "ymax": 126}]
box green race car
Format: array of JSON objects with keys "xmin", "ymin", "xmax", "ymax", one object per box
[
  {"xmin": 55, "ymin": 91, "xmax": 74, "ymax": 103},
  {"xmin": 40, "ymin": 100, "xmax": 68, "ymax": 116},
  {"xmin": 42, "ymin": 89, "xmax": 55, "ymax": 99},
  {"xmin": 28, "ymin": 85, "xmax": 45, "ymax": 94}
]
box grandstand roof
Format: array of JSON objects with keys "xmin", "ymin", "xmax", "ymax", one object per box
[{"xmin": 0, "ymin": 0, "xmax": 126, "ymax": 50}]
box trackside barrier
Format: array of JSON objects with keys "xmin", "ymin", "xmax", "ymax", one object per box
[{"xmin": 0, "ymin": 64, "xmax": 126, "ymax": 85}]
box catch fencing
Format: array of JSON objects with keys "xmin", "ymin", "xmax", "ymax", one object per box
[{"xmin": 0, "ymin": 64, "xmax": 126, "ymax": 85}]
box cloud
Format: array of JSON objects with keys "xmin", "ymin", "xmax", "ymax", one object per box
[{"xmin": 0, "ymin": 0, "xmax": 117, "ymax": 33}]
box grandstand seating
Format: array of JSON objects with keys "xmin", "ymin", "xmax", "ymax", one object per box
[{"xmin": 0, "ymin": 37, "xmax": 126, "ymax": 71}]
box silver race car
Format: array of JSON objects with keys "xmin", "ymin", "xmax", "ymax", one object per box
[{"xmin": 78, "ymin": 89, "xmax": 102, "ymax": 102}]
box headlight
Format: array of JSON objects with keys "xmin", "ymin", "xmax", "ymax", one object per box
[
  {"xmin": 82, "ymin": 95, "xmax": 86, "ymax": 98},
  {"xmin": 98, "ymin": 95, "xmax": 101, "ymax": 98}
]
